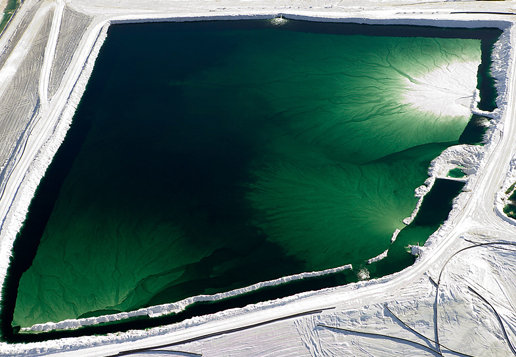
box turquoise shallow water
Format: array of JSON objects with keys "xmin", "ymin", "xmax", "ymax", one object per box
[{"xmin": 4, "ymin": 20, "xmax": 497, "ymax": 330}]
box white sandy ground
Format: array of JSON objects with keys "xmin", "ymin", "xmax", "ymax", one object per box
[
  {"xmin": 0, "ymin": 0, "xmax": 7, "ymax": 16},
  {"xmin": 0, "ymin": 0, "xmax": 515, "ymax": 355},
  {"xmin": 0, "ymin": 1, "xmax": 53, "ymax": 100}
]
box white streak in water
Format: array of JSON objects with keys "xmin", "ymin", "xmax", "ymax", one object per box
[
  {"xmin": 390, "ymin": 228, "xmax": 401, "ymax": 243},
  {"xmin": 22, "ymin": 262, "xmax": 353, "ymax": 332},
  {"xmin": 366, "ymin": 249, "xmax": 389, "ymax": 265}
]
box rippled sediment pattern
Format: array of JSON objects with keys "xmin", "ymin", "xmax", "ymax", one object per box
[{"xmin": 11, "ymin": 21, "xmax": 483, "ymax": 328}]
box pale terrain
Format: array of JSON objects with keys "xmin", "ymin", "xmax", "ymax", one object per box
[
  {"xmin": 0, "ymin": 0, "xmax": 7, "ymax": 15},
  {"xmin": 0, "ymin": 0, "xmax": 514, "ymax": 356}
]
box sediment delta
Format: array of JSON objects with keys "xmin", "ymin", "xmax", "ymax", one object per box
[{"xmin": 0, "ymin": 0, "xmax": 514, "ymax": 355}]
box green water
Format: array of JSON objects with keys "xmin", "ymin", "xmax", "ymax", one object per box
[
  {"xmin": 504, "ymin": 203, "xmax": 516, "ymax": 219},
  {"xmin": 504, "ymin": 186, "xmax": 516, "ymax": 218},
  {"xmin": 448, "ymin": 168, "xmax": 466, "ymax": 178},
  {"xmin": 369, "ymin": 178, "xmax": 465, "ymax": 277},
  {"xmin": 9, "ymin": 21, "xmax": 488, "ymax": 328},
  {"xmin": 0, "ymin": 0, "xmax": 18, "ymax": 33}
]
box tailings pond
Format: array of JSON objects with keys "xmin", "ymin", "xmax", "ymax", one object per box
[{"xmin": 2, "ymin": 20, "xmax": 500, "ymax": 338}]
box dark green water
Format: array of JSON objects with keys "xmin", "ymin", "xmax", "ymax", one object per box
[
  {"xmin": 504, "ymin": 188, "xmax": 516, "ymax": 218},
  {"xmin": 504, "ymin": 203, "xmax": 516, "ymax": 219},
  {"xmin": 369, "ymin": 179, "xmax": 465, "ymax": 277},
  {"xmin": 4, "ymin": 20, "xmax": 500, "ymax": 331},
  {"xmin": 459, "ymin": 114, "xmax": 491, "ymax": 145},
  {"xmin": 0, "ymin": 0, "xmax": 18, "ymax": 33},
  {"xmin": 448, "ymin": 168, "xmax": 466, "ymax": 178}
]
